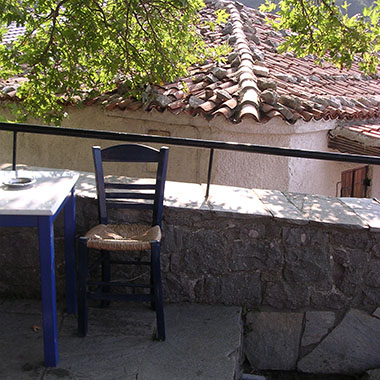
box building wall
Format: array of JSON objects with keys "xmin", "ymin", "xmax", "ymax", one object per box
[{"xmin": 1, "ymin": 103, "xmax": 379, "ymax": 197}]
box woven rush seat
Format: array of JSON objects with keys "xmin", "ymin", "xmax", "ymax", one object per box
[{"xmin": 85, "ymin": 224, "xmax": 161, "ymax": 251}]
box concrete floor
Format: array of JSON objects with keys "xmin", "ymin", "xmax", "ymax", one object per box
[{"xmin": 0, "ymin": 299, "xmax": 242, "ymax": 380}]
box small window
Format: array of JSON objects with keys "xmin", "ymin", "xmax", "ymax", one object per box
[{"xmin": 341, "ymin": 166, "xmax": 370, "ymax": 197}]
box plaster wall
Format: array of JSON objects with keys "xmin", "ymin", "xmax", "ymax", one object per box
[
  {"xmin": 104, "ymin": 109, "xmax": 299, "ymax": 190},
  {"xmin": 288, "ymin": 119, "xmax": 339, "ymax": 196},
  {"xmin": 0, "ymin": 106, "xmax": 204, "ymax": 183},
  {"xmin": 2, "ymin": 104, "xmax": 375, "ymax": 196}
]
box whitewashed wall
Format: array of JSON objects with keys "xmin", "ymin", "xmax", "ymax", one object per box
[{"xmin": 1, "ymin": 104, "xmax": 379, "ymax": 197}]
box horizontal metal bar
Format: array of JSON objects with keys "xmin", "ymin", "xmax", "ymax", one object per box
[{"xmin": 2, "ymin": 121, "xmax": 380, "ymax": 165}]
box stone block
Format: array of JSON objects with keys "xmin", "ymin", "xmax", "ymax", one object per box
[
  {"xmin": 244, "ymin": 311, "xmax": 303, "ymax": 370},
  {"xmin": 203, "ymin": 272, "xmax": 261, "ymax": 306},
  {"xmin": 283, "ymin": 246, "xmax": 331, "ymax": 287},
  {"xmin": 301, "ymin": 311, "xmax": 336, "ymax": 346},
  {"xmin": 163, "ymin": 272, "xmax": 202, "ymax": 303},
  {"xmin": 172, "ymin": 228, "xmax": 230, "ymax": 275},
  {"xmin": 204, "ymin": 184, "xmax": 271, "ymax": 216},
  {"xmin": 229, "ymin": 239, "xmax": 283, "ymax": 272},
  {"xmin": 252, "ymin": 189, "xmax": 307, "ymax": 223},
  {"xmin": 330, "ymin": 229, "xmax": 372, "ymax": 250},
  {"xmin": 362, "ymin": 287, "xmax": 380, "ymax": 308},
  {"xmin": 365, "ymin": 369, "xmax": 380, "ymax": 380},
  {"xmin": 310, "ymin": 287, "xmax": 352, "ymax": 310},
  {"xmin": 263, "ymin": 280, "xmax": 311, "ymax": 309},
  {"xmin": 297, "ymin": 309, "xmax": 380, "ymax": 374},
  {"xmin": 284, "ymin": 193, "xmax": 366, "ymax": 228},
  {"xmin": 373, "ymin": 308, "xmax": 380, "ymax": 319},
  {"xmin": 341, "ymin": 198, "xmax": 380, "ymax": 230},
  {"xmin": 365, "ymin": 259, "xmax": 380, "ymax": 287}
]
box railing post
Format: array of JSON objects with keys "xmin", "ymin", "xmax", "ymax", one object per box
[
  {"xmin": 205, "ymin": 148, "xmax": 214, "ymax": 199},
  {"xmin": 12, "ymin": 131, "xmax": 17, "ymax": 171}
]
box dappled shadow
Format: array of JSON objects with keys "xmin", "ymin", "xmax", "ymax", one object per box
[
  {"xmin": 340, "ymin": 197, "xmax": 380, "ymax": 229},
  {"xmin": 283, "ymin": 192, "xmax": 367, "ymax": 227},
  {"xmin": 204, "ymin": 184, "xmax": 270, "ymax": 216},
  {"xmin": 0, "ymin": 169, "xmax": 78, "ymax": 215},
  {"xmin": 2, "ymin": 166, "xmax": 379, "ymax": 228}
]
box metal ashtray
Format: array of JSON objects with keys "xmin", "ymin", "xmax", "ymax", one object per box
[{"xmin": 3, "ymin": 177, "xmax": 36, "ymax": 189}]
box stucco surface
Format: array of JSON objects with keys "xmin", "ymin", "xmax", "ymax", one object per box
[{"xmin": 1, "ymin": 104, "xmax": 379, "ymax": 197}]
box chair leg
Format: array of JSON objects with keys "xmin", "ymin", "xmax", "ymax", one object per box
[
  {"xmin": 150, "ymin": 267, "xmax": 156, "ymax": 311},
  {"xmin": 78, "ymin": 237, "xmax": 89, "ymax": 337},
  {"xmin": 101, "ymin": 250, "xmax": 111, "ymax": 308},
  {"xmin": 151, "ymin": 241, "xmax": 165, "ymax": 341}
]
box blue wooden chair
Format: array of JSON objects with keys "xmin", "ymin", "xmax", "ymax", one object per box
[{"xmin": 77, "ymin": 144, "xmax": 169, "ymax": 341}]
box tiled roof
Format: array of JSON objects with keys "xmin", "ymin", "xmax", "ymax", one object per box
[
  {"xmin": 328, "ymin": 124, "xmax": 380, "ymax": 156},
  {"xmin": 2, "ymin": 0, "xmax": 380, "ymax": 125},
  {"xmin": 2, "ymin": 22, "xmax": 26, "ymax": 44}
]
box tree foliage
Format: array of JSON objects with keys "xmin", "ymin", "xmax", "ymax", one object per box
[
  {"xmin": 260, "ymin": 0, "xmax": 380, "ymax": 73},
  {"xmin": 0, "ymin": 0, "xmax": 229, "ymax": 124}
]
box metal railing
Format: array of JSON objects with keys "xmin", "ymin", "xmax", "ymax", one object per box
[{"xmin": 2, "ymin": 121, "xmax": 380, "ymax": 198}]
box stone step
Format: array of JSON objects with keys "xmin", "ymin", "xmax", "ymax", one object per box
[{"xmin": 0, "ymin": 300, "xmax": 242, "ymax": 380}]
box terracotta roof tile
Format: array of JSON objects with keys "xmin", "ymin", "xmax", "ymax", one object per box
[
  {"xmin": 329, "ymin": 123, "xmax": 380, "ymax": 155},
  {"xmin": 3, "ymin": 0, "xmax": 380, "ymax": 128}
]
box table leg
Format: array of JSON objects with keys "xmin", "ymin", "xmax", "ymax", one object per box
[
  {"xmin": 64, "ymin": 188, "xmax": 77, "ymax": 314},
  {"xmin": 38, "ymin": 216, "xmax": 59, "ymax": 367}
]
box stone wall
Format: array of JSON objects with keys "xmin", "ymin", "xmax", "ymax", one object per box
[{"xmin": 1, "ymin": 173, "xmax": 380, "ymax": 374}]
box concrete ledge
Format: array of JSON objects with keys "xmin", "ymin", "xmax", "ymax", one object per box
[{"xmin": 72, "ymin": 170, "xmax": 380, "ymax": 228}]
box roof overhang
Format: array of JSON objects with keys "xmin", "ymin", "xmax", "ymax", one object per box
[{"xmin": 328, "ymin": 124, "xmax": 380, "ymax": 156}]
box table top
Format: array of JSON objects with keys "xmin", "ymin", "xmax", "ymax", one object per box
[{"xmin": 0, "ymin": 170, "xmax": 79, "ymax": 216}]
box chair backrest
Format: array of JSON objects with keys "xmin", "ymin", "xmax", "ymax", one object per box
[{"xmin": 92, "ymin": 144, "xmax": 169, "ymax": 227}]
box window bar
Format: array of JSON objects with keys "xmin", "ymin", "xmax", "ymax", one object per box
[{"xmin": 205, "ymin": 148, "xmax": 214, "ymax": 199}]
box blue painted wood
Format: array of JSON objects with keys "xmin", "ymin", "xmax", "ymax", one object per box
[
  {"xmin": 0, "ymin": 215, "xmax": 38, "ymax": 227},
  {"xmin": 87, "ymin": 280, "xmax": 151, "ymax": 288},
  {"xmin": 77, "ymin": 237, "xmax": 89, "ymax": 337},
  {"xmin": 101, "ymin": 143, "xmax": 160, "ymax": 162},
  {"xmin": 64, "ymin": 188, "xmax": 77, "ymax": 314},
  {"xmin": 105, "ymin": 192, "xmax": 155, "ymax": 200},
  {"xmin": 93, "ymin": 144, "xmax": 169, "ymax": 222},
  {"xmin": 151, "ymin": 241, "xmax": 165, "ymax": 341},
  {"xmin": 105, "ymin": 202, "xmax": 153, "ymax": 210},
  {"xmin": 92, "ymin": 146, "xmax": 108, "ymax": 224},
  {"xmin": 105, "ymin": 183, "xmax": 156, "ymax": 190},
  {"xmin": 0, "ymin": 183, "xmax": 77, "ymax": 366},
  {"xmin": 88, "ymin": 293, "xmax": 152, "ymax": 302},
  {"xmin": 38, "ymin": 216, "xmax": 59, "ymax": 367},
  {"xmin": 101, "ymin": 250, "xmax": 110, "ymax": 308},
  {"xmin": 153, "ymin": 148, "xmax": 169, "ymax": 227},
  {"xmin": 78, "ymin": 143, "xmax": 169, "ymax": 341}
]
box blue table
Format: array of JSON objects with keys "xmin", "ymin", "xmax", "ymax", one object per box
[{"xmin": 0, "ymin": 170, "xmax": 79, "ymax": 367}]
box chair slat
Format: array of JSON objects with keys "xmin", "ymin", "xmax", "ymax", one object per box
[
  {"xmin": 88, "ymin": 292, "xmax": 152, "ymax": 302},
  {"xmin": 105, "ymin": 192, "xmax": 155, "ymax": 200},
  {"xmin": 105, "ymin": 183, "xmax": 156, "ymax": 190},
  {"xmin": 88, "ymin": 280, "xmax": 151, "ymax": 289},
  {"xmin": 101, "ymin": 144, "xmax": 160, "ymax": 163},
  {"xmin": 105, "ymin": 201, "xmax": 153, "ymax": 210}
]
